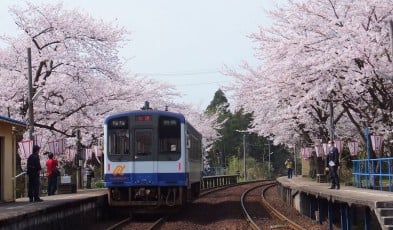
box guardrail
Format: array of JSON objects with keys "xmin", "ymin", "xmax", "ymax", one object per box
[
  {"xmin": 201, "ymin": 174, "xmax": 239, "ymax": 189},
  {"xmin": 352, "ymin": 157, "xmax": 393, "ymax": 191}
]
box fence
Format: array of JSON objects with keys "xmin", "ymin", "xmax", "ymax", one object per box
[
  {"xmin": 352, "ymin": 157, "xmax": 393, "ymax": 191},
  {"xmin": 201, "ymin": 174, "xmax": 239, "ymax": 189}
]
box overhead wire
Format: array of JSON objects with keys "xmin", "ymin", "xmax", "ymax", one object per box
[{"xmin": 135, "ymin": 70, "xmax": 219, "ymax": 76}]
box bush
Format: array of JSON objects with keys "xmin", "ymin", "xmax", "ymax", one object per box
[{"xmin": 94, "ymin": 180, "xmax": 105, "ymax": 188}]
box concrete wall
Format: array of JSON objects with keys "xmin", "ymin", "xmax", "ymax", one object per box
[{"xmin": 0, "ymin": 122, "xmax": 16, "ymax": 202}]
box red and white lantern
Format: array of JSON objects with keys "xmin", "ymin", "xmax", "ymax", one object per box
[
  {"xmin": 370, "ymin": 134, "xmax": 384, "ymax": 152},
  {"xmin": 314, "ymin": 144, "xmax": 323, "ymax": 157},
  {"xmin": 322, "ymin": 143, "xmax": 329, "ymax": 156},
  {"xmin": 347, "ymin": 141, "xmax": 359, "ymax": 156},
  {"xmin": 18, "ymin": 139, "xmax": 33, "ymax": 160},
  {"xmin": 48, "ymin": 139, "xmax": 66, "ymax": 155},
  {"xmin": 334, "ymin": 139, "xmax": 343, "ymax": 154}
]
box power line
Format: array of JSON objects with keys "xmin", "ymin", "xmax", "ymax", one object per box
[
  {"xmin": 135, "ymin": 71, "xmax": 220, "ymax": 77},
  {"xmin": 177, "ymin": 80, "xmax": 229, "ymax": 86}
]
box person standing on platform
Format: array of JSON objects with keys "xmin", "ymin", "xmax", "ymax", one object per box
[
  {"xmin": 27, "ymin": 145, "xmax": 43, "ymax": 202},
  {"xmin": 46, "ymin": 152, "xmax": 59, "ymax": 195},
  {"xmin": 285, "ymin": 158, "xmax": 293, "ymax": 179},
  {"xmin": 326, "ymin": 140, "xmax": 340, "ymax": 189}
]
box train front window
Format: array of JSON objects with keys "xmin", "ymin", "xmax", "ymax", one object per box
[
  {"xmin": 134, "ymin": 129, "xmax": 153, "ymax": 160},
  {"xmin": 158, "ymin": 116, "xmax": 181, "ymax": 161}
]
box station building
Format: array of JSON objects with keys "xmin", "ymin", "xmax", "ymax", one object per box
[{"xmin": 0, "ymin": 115, "xmax": 26, "ymax": 202}]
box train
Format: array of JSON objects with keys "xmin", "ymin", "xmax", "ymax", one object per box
[{"xmin": 103, "ymin": 102, "xmax": 202, "ymax": 211}]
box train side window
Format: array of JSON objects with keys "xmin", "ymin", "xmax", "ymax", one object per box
[
  {"xmin": 186, "ymin": 135, "xmax": 191, "ymax": 149},
  {"xmin": 159, "ymin": 138, "xmax": 179, "ymax": 152}
]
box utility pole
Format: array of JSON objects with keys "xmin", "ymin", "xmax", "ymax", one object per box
[
  {"xmin": 268, "ymin": 140, "xmax": 271, "ymax": 178},
  {"xmin": 293, "ymin": 144, "xmax": 297, "ymax": 176},
  {"xmin": 243, "ymin": 134, "xmax": 246, "ymax": 181},
  {"xmin": 329, "ymin": 101, "xmax": 334, "ymax": 141},
  {"xmin": 76, "ymin": 129, "xmax": 83, "ymax": 189},
  {"xmin": 27, "ymin": 48, "xmax": 34, "ymax": 144}
]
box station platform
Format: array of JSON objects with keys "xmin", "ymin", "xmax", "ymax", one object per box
[
  {"xmin": 0, "ymin": 189, "xmax": 108, "ymax": 230},
  {"xmin": 277, "ymin": 176, "xmax": 393, "ymax": 229},
  {"xmin": 277, "ymin": 176, "xmax": 393, "ymax": 207}
]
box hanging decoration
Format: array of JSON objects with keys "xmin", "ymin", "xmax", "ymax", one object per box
[
  {"xmin": 322, "ymin": 143, "xmax": 329, "ymax": 156},
  {"xmin": 370, "ymin": 134, "xmax": 384, "ymax": 152},
  {"xmin": 314, "ymin": 144, "xmax": 323, "ymax": 157},
  {"xmin": 93, "ymin": 145, "xmax": 102, "ymax": 164},
  {"xmin": 34, "ymin": 135, "xmax": 43, "ymax": 149},
  {"xmin": 334, "ymin": 139, "xmax": 343, "ymax": 154},
  {"xmin": 347, "ymin": 140, "xmax": 359, "ymax": 156},
  {"xmin": 301, "ymin": 147, "xmax": 313, "ymax": 160},
  {"xmin": 48, "ymin": 139, "xmax": 66, "ymax": 155},
  {"xmin": 18, "ymin": 139, "xmax": 33, "ymax": 160}
]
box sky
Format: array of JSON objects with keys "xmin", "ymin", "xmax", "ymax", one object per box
[{"xmin": 0, "ymin": 0, "xmax": 284, "ymax": 109}]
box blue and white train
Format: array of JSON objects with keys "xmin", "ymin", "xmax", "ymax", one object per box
[{"xmin": 103, "ymin": 102, "xmax": 202, "ymax": 210}]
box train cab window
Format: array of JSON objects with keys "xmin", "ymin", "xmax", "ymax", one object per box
[
  {"xmin": 108, "ymin": 129, "xmax": 130, "ymax": 156},
  {"xmin": 134, "ymin": 129, "xmax": 153, "ymax": 161},
  {"xmin": 158, "ymin": 116, "xmax": 181, "ymax": 161}
]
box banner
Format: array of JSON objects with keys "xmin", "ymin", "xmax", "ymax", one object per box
[
  {"xmin": 348, "ymin": 141, "xmax": 359, "ymax": 156},
  {"xmin": 48, "ymin": 139, "xmax": 66, "ymax": 155},
  {"xmin": 93, "ymin": 145, "xmax": 102, "ymax": 164},
  {"xmin": 334, "ymin": 139, "xmax": 343, "ymax": 154},
  {"xmin": 314, "ymin": 144, "xmax": 323, "ymax": 157},
  {"xmin": 322, "ymin": 143, "xmax": 329, "ymax": 156},
  {"xmin": 86, "ymin": 148, "xmax": 93, "ymax": 160},
  {"xmin": 301, "ymin": 147, "xmax": 313, "ymax": 159},
  {"xmin": 64, "ymin": 147, "xmax": 76, "ymax": 162},
  {"xmin": 34, "ymin": 135, "xmax": 43, "ymax": 149},
  {"xmin": 18, "ymin": 140, "xmax": 33, "ymax": 160},
  {"xmin": 371, "ymin": 134, "xmax": 384, "ymax": 152}
]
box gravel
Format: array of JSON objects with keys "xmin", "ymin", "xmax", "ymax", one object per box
[{"xmin": 158, "ymin": 181, "xmax": 334, "ymax": 229}]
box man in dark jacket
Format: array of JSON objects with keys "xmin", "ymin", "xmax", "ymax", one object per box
[
  {"xmin": 326, "ymin": 140, "xmax": 340, "ymax": 189},
  {"xmin": 27, "ymin": 145, "xmax": 43, "ymax": 202}
]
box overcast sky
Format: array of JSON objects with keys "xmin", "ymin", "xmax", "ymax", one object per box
[{"xmin": 0, "ymin": 0, "xmax": 284, "ymax": 109}]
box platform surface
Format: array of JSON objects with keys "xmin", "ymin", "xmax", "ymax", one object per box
[
  {"xmin": 277, "ymin": 176, "xmax": 393, "ymax": 208},
  {"xmin": 0, "ymin": 188, "xmax": 107, "ymax": 222}
]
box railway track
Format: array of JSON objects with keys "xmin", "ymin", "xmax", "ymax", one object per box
[
  {"xmin": 105, "ymin": 214, "xmax": 168, "ymax": 230},
  {"xmin": 106, "ymin": 180, "xmax": 313, "ymax": 229},
  {"xmin": 241, "ymin": 181, "xmax": 305, "ymax": 230}
]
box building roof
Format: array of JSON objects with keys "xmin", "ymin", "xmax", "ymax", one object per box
[{"xmin": 0, "ymin": 115, "xmax": 27, "ymax": 127}]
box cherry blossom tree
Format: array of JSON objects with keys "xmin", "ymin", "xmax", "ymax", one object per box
[
  {"xmin": 0, "ymin": 2, "xmax": 218, "ymax": 150},
  {"xmin": 227, "ymin": 0, "xmax": 393, "ymax": 152}
]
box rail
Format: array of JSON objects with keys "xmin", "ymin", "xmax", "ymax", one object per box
[
  {"xmin": 352, "ymin": 157, "xmax": 393, "ymax": 191},
  {"xmin": 201, "ymin": 174, "xmax": 239, "ymax": 189}
]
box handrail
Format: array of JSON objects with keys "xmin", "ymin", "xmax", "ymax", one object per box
[
  {"xmin": 352, "ymin": 157, "xmax": 393, "ymax": 191},
  {"xmin": 13, "ymin": 171, "xmax": 27, "ymax": 180},
  {"xmin": 201, "ymin": 174, "xmax": 239, "ymax": 189}
]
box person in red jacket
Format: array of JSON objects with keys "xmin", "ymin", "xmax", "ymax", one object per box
[{"xmin": 46, "ymin": 152, "xmax": 59, "ymax": 195}]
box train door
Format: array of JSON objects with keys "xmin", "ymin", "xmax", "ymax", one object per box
[{"xmin": 133, "ymin": 129, "xmax": 157, "ymax": 179}]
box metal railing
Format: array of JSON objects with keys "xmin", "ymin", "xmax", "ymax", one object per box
[
  {"xmin": 352, "ymin": 157, "xmax": 393, "ymax": 191},
  {"xmin": 201, "ymin": 174, "xmax": 239, "ymax": 189}
]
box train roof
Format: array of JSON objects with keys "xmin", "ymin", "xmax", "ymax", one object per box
[{"xmin": 104, "ymin": 110, "xmax": 186, "ymax": 124}]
